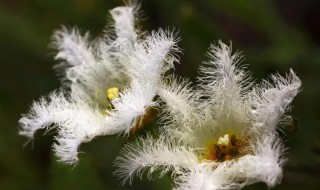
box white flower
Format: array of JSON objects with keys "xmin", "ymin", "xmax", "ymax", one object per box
[
  {"xmin": 115, "ymin": 41, "xmax": 301, "ymax": 190},
  {"xmin": 19, "ymin": 4, "xmax": 179, "ymax": 165}
]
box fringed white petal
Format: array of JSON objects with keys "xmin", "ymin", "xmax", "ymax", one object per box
[
  {"xmin": 159, "ymin": 75, "xmax": 201, "ymax": 124},
  {"xmin": 158, "ymin": 75, "xmax": 203, "ymax": 140},
  {"xmin": 19, "ymin": 92, "xmax": 107, "ymax": 165},
  {"xmin": 246, "ymin": 134, "xmax": 285, "ymax": 187},
  {"xmin": 52, "ymin": 27, "xmax": 94, "ymax": 66},
  {"xmin": 222, "ymin": 134, "xmax": 285, "ymax": 188},
  {"xmin": 100, "ymin": 3, "xmax": 139, "ymax": 70},
  {"xmin": 127, "ymin": 29, "xmax": 180, "ymax": 83},
  {"xmin": 52, "ymin": 27, "xmax": 96, "ymax": 83},
  {"xmin": 174, "ymin": 164, "xmax": 236, "ymax": 190},
  {"xmin": 110, "ymin": 4, "xmax": 139, "ymax": 49},
  {"xmin": 104, "ymin": 29, "xmax": 180, "ymax": 134},
  {"xmin": 114, "ymin": 134, "xmax": 198, "ymax": 184},
  {"xmin": 105, "ymin": 80, "xmax": 156, "ymax": 134},
  {"xmin": 197, "ymin": 41, "xmax": 252, "ymax": 119},
  {"xmin": 251, "ymin": 69, "xmax": 301, "ymax": 134}
]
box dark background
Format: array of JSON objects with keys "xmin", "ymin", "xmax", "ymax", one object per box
[{"xmin": 0, "ymin": 0, "xmax": 319, "ymax": 189}]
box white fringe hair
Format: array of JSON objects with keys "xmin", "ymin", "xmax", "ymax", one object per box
[
  {"xmin": 19, "ymin": 3, "xmax": 301, "ymax": 189},
  {"xmin": 115, "ymin": 41, "xmax": 301, "ymax": 190},
  {"xmin": 19, "ymin": 3, "xmax": 180, "ymax": 165}
]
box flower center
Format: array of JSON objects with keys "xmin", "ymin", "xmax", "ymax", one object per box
[{"xmin": 205, "ymin": 133, "xmax": 247, "ymax": 162}]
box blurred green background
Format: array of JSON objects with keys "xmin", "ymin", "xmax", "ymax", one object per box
[{"xmin": 0, "ymin": 0, "xmax": 319, "ymax": 189}]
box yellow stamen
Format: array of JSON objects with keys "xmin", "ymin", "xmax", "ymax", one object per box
[
  {"xmin": 217, "ymin": 134, "xmax": 230, "ymax": 146},
  {"xmin": 107, "ymin": 87, "xmax": 119, "ymax": 100},
  {"xmin": 201, "ymin": 133, "xmax": 248, "ymax": 162}
]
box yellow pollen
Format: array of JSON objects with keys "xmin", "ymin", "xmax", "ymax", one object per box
[
  {"xmin": 217, "ymin": 134, "xmax": 230, "ymax": 146},
  {"xmin": 107, "ymin": 87, "xmax": 119, "ymax": 100}
]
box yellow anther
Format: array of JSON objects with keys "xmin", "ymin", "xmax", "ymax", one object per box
[
  {"xmin": 202, "ymin": 133, "xmax": 247, "ymax": 162},
  {"xmin": 107, "ymin": 87, "xmax": 119, "ymax": 100},
  {"xmin": 217, "ymin": 134, "xmax": 230, "ymax": 146}
]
